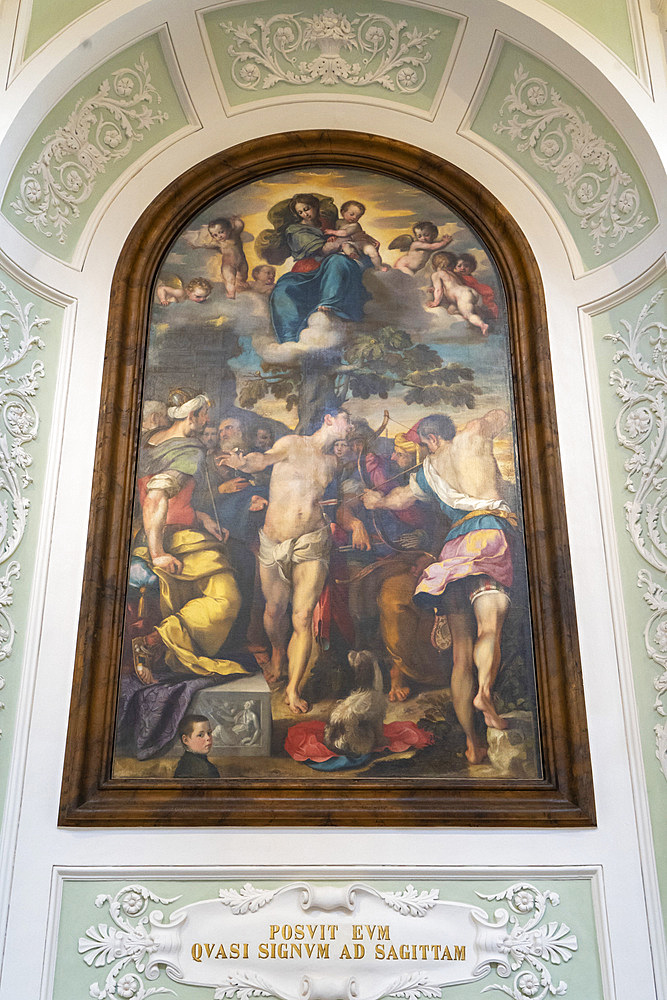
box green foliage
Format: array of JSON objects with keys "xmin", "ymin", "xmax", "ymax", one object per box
[{"xmin": 238, "ymin": 327, "xmax": 483, "ymax": 416}]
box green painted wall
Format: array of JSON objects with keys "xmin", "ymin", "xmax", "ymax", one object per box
[
  {"xmin": 592, "ymin": 276, "xmax": 667, "ymax": 934},
  {"xmin": 2, "ymin": 33, "xmax": 189, "ymax": 264},
  {"xmin": 0, "ymin": 268, "xmax": 64, "ymax": 816},
  {"xmin": 53, "ymin": 875, "xmax": 604, "ymax": 999},
  {"xmin": 202, "ymin": 1, "xmax": 461, "ymax": 115},
  {"xmin": 542, "ymin": 0, "xmax": 636, "ymax": 71},
  {"xmin": 23, "ymin": 0, "xmax": 105, "ymax": 60},
  {"xmin": 470, "ymin": 41, "xmax": 656, "ymax": 271}
]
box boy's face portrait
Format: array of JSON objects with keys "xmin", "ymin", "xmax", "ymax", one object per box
[
  {"xmin": 415, "ymin": 225, "xmax": 436, "ymax": 243},
  {"xmin": 209, "ymin": 223, "xmax": 229, "ymax": 241},
  {"xmin": 187, "ymin": 285, "xmax": 210, "ymax": 302},
  {"xmin": 342, "ymin": 205, "xmax": 363, "ymax": 223},
  {"xmin": 182, "ymin": 721, "xmax": 213, "ymax": 756},
  {"xmin": 454, "ymin": 259, "xmax": 473, "ymax": 275},
  {"xmin": 256, "ymin": 266, "xmax": 275, "ymax": 283}
]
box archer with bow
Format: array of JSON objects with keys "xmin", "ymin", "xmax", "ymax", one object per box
[
  {"xmin": 362, "ymin": 409, "xmax": 518, "ymax": 763},
  {"xmin": 330, "ymin": 411, "xmax": 450, "ymax": 702}
]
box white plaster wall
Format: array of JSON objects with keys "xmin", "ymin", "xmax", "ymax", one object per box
[{"xmin": 0, "ymin": 2, "xmax": 664, "ymax": 998}]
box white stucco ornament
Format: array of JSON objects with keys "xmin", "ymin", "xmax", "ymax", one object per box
[
  {"xmin": 79, "ymin": 881, "xmax": 577, "ymax": 1000},
  {"xmin": 493, "ymin": 64, "xmax": 648, "ymax": 256},
  {"xmin": 11, "ymin": 55, "xmax": 168, "ymax": 244},
  {"xmin": 221, "ymin": 10, "xmax": 439, "ymax": 93},
  {"xmin": 0, "ymin": 281, "xmax": 47, "ymax": 738},
  {"xmin": 605, "ymin": 289, "xmax": 667, "ymax": 780}
]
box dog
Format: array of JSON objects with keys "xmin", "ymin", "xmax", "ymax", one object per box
[{"xmin": 323, "ymin": 650, "xmax": 387, "ymax": 757}]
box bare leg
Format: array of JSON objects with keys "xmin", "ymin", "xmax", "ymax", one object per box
[
  {"xmin": 471, "ymin": 591, "xmax": 510, "ymax": 729},
  {"xmin": 284, "ymin": 560, "xmax": 328, "ymax": 714},
  {"xmin": 259, "ymin": 561, "xmax": 290, "ymax": 684},
  {"xmin": 443, "ymin": 586, "xmax": 488, "ymax": 764},
  {"xmin": 221, "ymin": 262, "xmax": 238, "ymax": 299},
  {"xmin": 363, "ymin": 243, "xmax": 388, "ymax": 271},
  {"xmin": 427, "ymin": 273, "xmax": 444, "ymax": 307},
  {"xmin": 457, "ymin": 290, "xmax": 489, "ymax": 336}
]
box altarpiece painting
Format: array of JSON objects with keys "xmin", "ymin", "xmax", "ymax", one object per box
[{"xmin": 59, "ymin": 133, "xmax": 594, "ymax": 825}]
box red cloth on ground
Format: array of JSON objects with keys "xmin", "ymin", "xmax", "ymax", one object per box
[{"xmin": 285, "ymin": 719, "xmax": 434, "ymax": 763}]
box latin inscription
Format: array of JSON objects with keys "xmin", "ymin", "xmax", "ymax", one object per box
[{"xmin": 191, "ymin": 924, "xmax": 465, "ymax": 964}]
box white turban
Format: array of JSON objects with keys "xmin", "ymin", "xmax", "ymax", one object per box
[{"xmin": 167, "ymin": 393, "xmax": 211, "ymax": 420}]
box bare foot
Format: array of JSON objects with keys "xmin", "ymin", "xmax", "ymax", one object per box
[
  {"xmin": 389, "ymin": 666, "xmax": 411, "ymax": 702},
  {"xmin": 465, "ymin": 740, "xmax": 488, "ymax": 764},
  {"xmin": 389, "ymin": 685, "xmax": 410, "ymax": 702},
  {"xmin": 480, "ymin": 322, "xmax": 489, "ymax": 336},
  {"xmin": 263, "ymin": 650, "xmax": 286, "ymax": 686},
  {"xmin": 473, "ymin": 691, "xmax": 508, "ymax": 730},
  {"xmin": 284, "ymin": 689, "xmax": 309, "ymax": 714}
]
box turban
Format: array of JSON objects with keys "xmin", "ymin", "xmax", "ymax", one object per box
[
  {"xmin": 393, "ymin": 432, "xmax": 425, "ymax": 461},
  {"xmin": 167, "ymin": 393, "xmax": 212, "ymax": 420}
]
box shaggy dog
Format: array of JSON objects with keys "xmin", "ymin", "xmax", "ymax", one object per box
[{"xmin": 323, "ymin": 650, "xmax": 387, "ymax": 757}]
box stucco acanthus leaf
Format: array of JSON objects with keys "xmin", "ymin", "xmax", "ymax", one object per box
[
  {"xmin": 475, "ymin": 883, "xmax": 574, "ymax": 999},
  {"xmin": 81, "ymin": 885, "xmax": 182, "ymax": 999},
  {"xmin": 0, "ymin": 283, "xmax": 47, "ymax": 678},
  {"xmin": 605, "ymin": 289, "xmax": 667, "ymax": 778},
  {"xmin": 10, "ymin": 54, "xmax": 168, "ymax": 244},
  {"xmin": 493, "ymin": 64, "xmax": 649, "ymax": 256},
  {"xmin": 221, "ymin": 10, "xmax": 438, "ymax": 94},
  {"xmin": 218, "ymin": 883, "xmax": 280, "ymax": 913},
  {"xmin": 379, "ymin": 884, "xmax": 439, "ymax": 916}
]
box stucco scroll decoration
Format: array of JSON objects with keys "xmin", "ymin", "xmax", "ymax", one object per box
[
  {"xmin": 10, "ymin": 54, "xmax": 168, "ymax": 244},
  {"xmin": 605, "ymin": 289, "xmax": 667, "ymax": 779},
  {"xmin": 221, "ymin": 10, "xmax": 439, "ymax": 92},
  {"xmin": 0, "ymin": 281, "xmax": 47, "ymax": 736},
  {"xmin": 493, "ymin": 64, "xmax": 648, "ymax": 256},
  {"xmin": 79, "ymin": 881, "xmax": 577, "ymax": 1000}
]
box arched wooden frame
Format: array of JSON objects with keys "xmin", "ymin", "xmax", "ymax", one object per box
[{"xmin": 59, "ymin": 131, "xmax": 595, "ymax": 827}]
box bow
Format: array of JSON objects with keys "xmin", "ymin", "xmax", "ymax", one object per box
[{"xmin": 353, "ymin": 412, "xmax": 436, "ymax": 561}]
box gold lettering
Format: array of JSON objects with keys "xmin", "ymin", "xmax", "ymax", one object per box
[
  {"xmin": 377, "ymin": 926, "xmax": 389, "ymax": 940},
  {"xmin": 432, "ymin": 945, "xmax": 441, "ymax": 960},
  {"xmin": 204, "ymin": 943, "xmax": 214, "ymax": 958},
  {"xmin": 290, "ymin": 943, "xmax": 302, "ymax": 959},
  {"xmin": 340, "ymin": 945, "xmax": 352, "ymax": 960},
  {"xmin": 441, "ymin": 946, "xmax": 452, "ymax": 961},
  {"xmin": 243, "ymin": 944, "xmax": 249, "ymax": 959},
  {"xmin": 317, "ymin": 944, "xmax": 329, "ymax": 959},
  {"xmin": 387, "ymin": 945, "xmax": 398, "ymax": 960},
  {"xmin": 375, "ymin": 944, "xmax": 385, "ymax": 959},
  {"xmin": 454, "ymin": 945, "xmax": 465, "ymax": 961},
  {"xmin": 283, "ymin": 925, "xmax": 292, "ymax": 940},
  {"xmin": 399, "ymin": 945, "xmax": 410, "ymax": 960},
  {"xmin": 354, "ymin": 944, "xmax": 365, "ymax": 959},
  {"xmin": 229, "ymin": 944, "xmax": 239, "ymax": 959},
  {"xmin": 191, "ymin": 943, "xmax": 202, "ymax": 963},
  {"xmin": 328, "ymin": 925, "xmax": 338, "ymax": 940},
  {"xmin": 294, "ymin": 925, "xmax": 304, "ymax": 941},
  {"xmin": 215, "ymin": 944, "xmax": 227, "ymax": 959},
  {"xmin": 278, "ymin": 943, "xmax": 288, "ymax": 959},
  {"xmin": 353, "ymin": 925, "xmax": 363, "ymax": 941},
  {"xmin": 419, "ymin": 945, "xmax": 428, "ymax": 960},
  {"xmin": 270, "ymin": 925, "xmax": 280, "ymax": 940},
  {"xmin": 307, "ymin": 924, "xmax": 317, "ymax": 939},
  {"xmin": 258, "ymin": 943, "xmax": 269, "ymax": 959}
]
